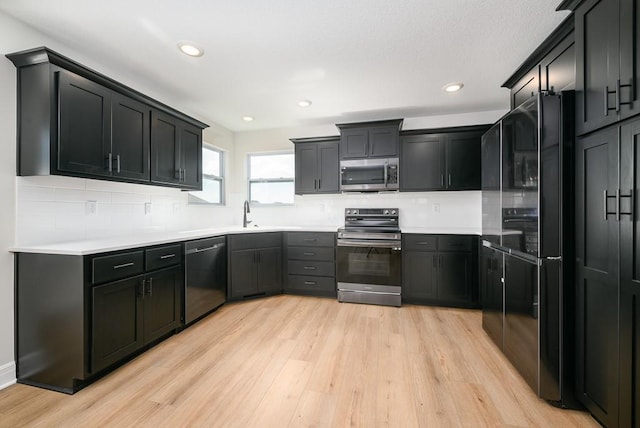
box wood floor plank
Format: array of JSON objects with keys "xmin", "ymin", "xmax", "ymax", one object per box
[{"xmin": 0, "ymin": 295, "xmax": 599, "ymax": 428}]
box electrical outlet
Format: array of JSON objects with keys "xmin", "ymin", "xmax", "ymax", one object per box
[
  {"xmin": 433, "ymin": 203, "xmax": 440, "ymax": 213},
  {"xmin": 86, "ymin": 200, "xmax": 97, "ymax": 216},
  {"xmin": 144, "ymin": 202, "xmax": 152, "ymax": 215}
]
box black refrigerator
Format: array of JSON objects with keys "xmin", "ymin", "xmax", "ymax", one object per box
[{"xmin": 481, "ymin": 91, "xmax": 578, "ymax": 408}]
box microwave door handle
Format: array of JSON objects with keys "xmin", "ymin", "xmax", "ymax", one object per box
[{"xmin": 384, "ymin": 162, "xmax": 388, "ymax": 188}]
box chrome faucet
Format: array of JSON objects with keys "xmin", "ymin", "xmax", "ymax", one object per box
[{"xmin": 243, "ymin": 200, "xmax": 251, "ymax": 228}]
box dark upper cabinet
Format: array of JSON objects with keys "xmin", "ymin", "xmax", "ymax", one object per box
[
  {"xmin": 502, "ymin": 17, "xmax": 575, "ymax": 110},
  {"xmin": 402, "ymin": 234, "xmax": 479, "ymax": 308},
  {"xmin": 400, "ymin": 133, "xmax": 445, "ymax": 191},
  {"xmin": 57, "ymin": 70, "xmax": 112, "ymax": 177},
  {"xmin": 400, "ymin": 126, "xmax": 488, "ymax": 192},
  {"xmin": 6, "ymin": 47, "xmax": 207, "ymax": 189},
  {"xmin": 111, "ymin": 93, "xmax": 150, "ymax": 182},
  {"xmin": 150, "ymin": 111, "xmax": 202, "ymax": 190},
  {"xmin": 292, "ymin": 137, "xmax": 340, "ymax": 195},
  {"xmin": 446, "ymin": 132, "xmax": 481, "ymax": 190},
  {"xmin": 560, "ymin": 0, "xmax": 640, "ymax": 135},
  {"xmin": 336, "ymin": 119, "xmax": 403, "ymax": 159}
]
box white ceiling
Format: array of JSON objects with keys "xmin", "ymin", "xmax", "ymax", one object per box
[{"xmin": 0, "ymin": 0, "xmax": 569, "ymax": 132}]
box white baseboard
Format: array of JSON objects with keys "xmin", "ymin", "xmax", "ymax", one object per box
[{"xmin": 0, "ymin": 361, "xmax": 16, "ymax": 390}]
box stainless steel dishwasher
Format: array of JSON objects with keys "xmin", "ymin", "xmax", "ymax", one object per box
[{"xmin": 184, "ymin": 236, "xmax": 226, "ymax": 325}]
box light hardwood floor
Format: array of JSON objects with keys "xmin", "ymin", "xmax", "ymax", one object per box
[{"xmin": 0, "ymin": 295, "xmax": 598, "ymax": 427}]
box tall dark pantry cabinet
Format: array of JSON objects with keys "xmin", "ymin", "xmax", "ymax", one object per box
[{"xmin": 559, "ymin": 0, "xmax": 640, "ymax": 425}]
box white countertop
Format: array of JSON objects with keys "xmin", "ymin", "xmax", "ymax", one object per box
[
  {"xmin": 10, "ymin": 225, "xmax": 483, "ymax": 256},
  {"xmin": 9, "ymin": 225, "xmax": 340, "ymax": 256}
]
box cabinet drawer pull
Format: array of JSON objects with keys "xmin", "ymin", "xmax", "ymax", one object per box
[
  {"xmin": 303, "ymin": 238, "xmax": 317, "ymax": 242},
  {"xmin": 303, "ymin": 266, "xmax": 316, "ymax": 270},
  {"xmin": 113, "ymin": 262, "xmax": 134, "ymax": 269},
  {"xmin": 416, "ymin": 241, "xmax": 430, "ymax": 245},
  {"xmin": 303, "ymin": 252, "xmax": 316, "ymax": 256},
  {"xmin": 160, "ymin": 254, "xmax": 176, "ymax": 259},
  {"xmin": 304, "ymin": 281, "xmax": 317, "ymax": 285}
]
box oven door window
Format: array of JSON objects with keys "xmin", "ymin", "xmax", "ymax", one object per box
[
  {"xmin": 336, "ymin": 246, "xmax": 401, "ymax": 286},
  {"xmin": 341, "ymin": 166, "xmax": 385, "ymax": 186}
]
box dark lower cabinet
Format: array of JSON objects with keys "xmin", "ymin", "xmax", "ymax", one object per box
[
  {"xmin": 92, "ymin": 276, "xmax": 144, "ymax": 373},
  {"xmin": 284, "ymin": 232, "xmax": 336, "ymax": 297},
  {"xmin": 228, "ymin": 233, "xmax": 282, "ymax": 300},
  {"xmin": 402, "ymin": 234, "xmax": 479, "ymax": 308},
  {"xmin": 92, "ymin": 267, "xmax": 180, "ymax": 374},
  {"xmin": 15, "ymin": 243, "xmax": 183, "ymax": 394}
]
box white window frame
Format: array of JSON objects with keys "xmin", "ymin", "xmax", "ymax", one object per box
[
  {"xmin": 188, "ymin": 144, "xmax": 225, "ymax": 205},
  {"xmin": 247, "ymin": 151, "xmax": 295, "ymax": 206}
]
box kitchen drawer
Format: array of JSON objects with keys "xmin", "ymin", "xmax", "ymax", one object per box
[
  {"xmin": 229, "ymin": 232, "xmax": 281, "ymax": 251},
  {"xmin": 287, "ymin": 260, "xmax": 335, "ymax": 277},
  {"xmin": 286, "ymin": 275, "xmax": 335, "ymax": 293},
  {"xmin": 92, "ymin": 250, "xmax": 144, "ymax": 284},
  {"xmin": 403, "ymin": 235, "xmax": 438, "ymax": 251},
  {"xmin": 286, "ymin": 232, "xmax": 335, "ymax": 247},
  {"xmin": 287, "ymin": 246, "xmax": 334, "ymax": 261},
  {"xmin": 438, "ymin": 236, "xmax": 473, "ymax": 252},
  {"xmin": 146, "ymin": 244, "xmax": 183, "ymax": 271}
]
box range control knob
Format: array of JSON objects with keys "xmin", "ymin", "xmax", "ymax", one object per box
[
  {"xmin": 391, "ymin": 210, "xmax": 397, "ymax": 215},
  {"xmin": 384, "ymin": 209, "xmax": 390, "ymax": 215},
  {"xmin": 346, "ymin": 210, "xmax": 351, "ymax": 215},
  {"xmin": 353, "ymin": 209, "xmax": 358, "ymax": 215}
]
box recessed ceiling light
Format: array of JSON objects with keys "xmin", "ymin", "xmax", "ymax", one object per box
[
  {"xmin": 242, "ymin": 116, "xmax": 254, "ymax": 122},
  {"xmin": 443, "ymin": 82, "xmax": 464, "ymax": 93},
  {"xmin": 297, "ymin": 99, "xmax": 312, "ymax": 108},
  {"xmin": 177, "ymin": 41, "xmax": 204, "ymax": 57}
]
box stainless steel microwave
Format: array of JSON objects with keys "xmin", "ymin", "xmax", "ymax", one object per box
[{"xmin": 340, "ymin": 158, "xmax": 399, "ymax": 192}]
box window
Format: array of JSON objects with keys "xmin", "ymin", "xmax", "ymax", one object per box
[
  {"xmin": 189, "ymin": 145, "xmax": 224, "ymax": 205},
  {"xmin": 248, "ymin": 152, "xmax": 294, "ymax": 205}
]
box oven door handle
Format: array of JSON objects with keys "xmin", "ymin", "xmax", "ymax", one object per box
[{"xmin": 336, "ymin": 239, "xmax": 401, "ymax": 249}]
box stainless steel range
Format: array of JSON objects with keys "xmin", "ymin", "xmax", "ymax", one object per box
[{"xmin": 336, "ymin": 208, "xmax": 402, "ymax": 307}]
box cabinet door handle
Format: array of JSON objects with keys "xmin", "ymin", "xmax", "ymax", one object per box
[
  {"xmin": 448, "ymin": 173, "xmax": 452, "ymax": 187},
  {"xmin": 107, "ymin": 152, "xmax": 113, "ymax": 172},
  {"xmin": 116, "ymin": 155, "xmax": 121, "ymax": 173},
  {"xmin": 603, "ymin": 190, "xmax": 608, "ymax": 221},
  {"xmin": 147, "ymin": 277, "xmax": 153, "ymax": 296},
  {"xmin": 304, "ymin": 281, "xmax": 317, "ymax": 285},
  {"xmin": 619, "ymin": 189, "xmax": 634, "ymax": 218},
  {"xmin": 175, "ymin": 169, "xmax": 181, "ymax": 180},
  {"xmin": 618, "ymin": 79, "xmax": 634, "ymax": 111},
  {"xmin": 303, "ymin": 266, "xmax": 316, "ymax": 270},
  {"xmin": 365, "ymin": 142, "xmax": 369, "ymax": 156},
  {"xmin": 139, "ymin": 279, "xmax": 146, "ymax": 297},
  {"xmin": 440, "ymin": 174, "xmax": 444, "ymax": 187},
  {"xmin": 416, "ymin": 242, "xmax": 431, "ymax": 246},
  {"xmin": 160, "ymin": 254, "xmax": 176, "ymax": 259},
  {"xmin": 318, "ymin": 178, "xmax": 321, "ymax": 189},
  {"xmin": 113, "ymin": 262, "xmax": 134, "ymax": 269},
  {"xmin": 604, "ymin": 85, "xmax": 617, "ymax": 116},
  {"xmin": 313, "ymin": 179, "xmax": 317, "ymax": 190},
  {"xmin": 303, "ymin": 238, "xmax": 317, "ymax": 242},
  {"xmin": 303, "ymin": 252, "xmax": 316, "ymax": 256}
]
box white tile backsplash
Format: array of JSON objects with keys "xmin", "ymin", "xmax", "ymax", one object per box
[
  {"xmin": 14, "ymin": 176, "xmax": 204, "ymax": 245},
  {"xmin": 15, "ymin": 175, "xmax": 481, "ymax": 246}
]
